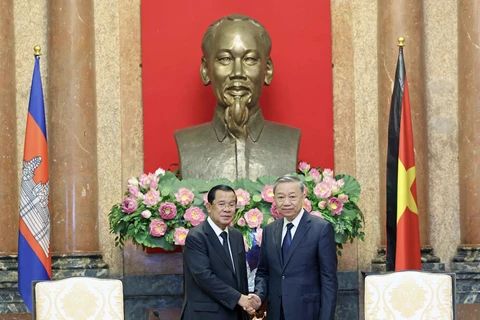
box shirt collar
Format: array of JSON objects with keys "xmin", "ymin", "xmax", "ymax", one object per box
[
  {"xmin": 212, "ymin": 105, "xmax": 266, "ymax": 142},
  {"xmin": 207, "ymin": 216, "xmax": 229, "ymax": 237},
  {"xmin": 283, "ymin": 209, "xmax": 305, "ymax": 230}
]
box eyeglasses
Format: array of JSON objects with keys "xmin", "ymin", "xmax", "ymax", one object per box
[{"xmin": 214, "ymin": 203, "xmax": 237, "ymax": 210}]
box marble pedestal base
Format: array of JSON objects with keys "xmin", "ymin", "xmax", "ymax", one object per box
[
  {"xmin": 371, "ymin": 247, "xmax": 445, "ymax": 272},
  {"xmin": 451, "ymin": 247, "xmax": 480, "ymax": 303},
  {"xmin": 0, "ymin": 253, "xmax": 108, "ymax": 314}
]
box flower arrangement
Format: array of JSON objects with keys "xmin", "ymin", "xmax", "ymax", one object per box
[{"xmin": 108, "ymin": 162, "xmax": 365, "ymax": 255}]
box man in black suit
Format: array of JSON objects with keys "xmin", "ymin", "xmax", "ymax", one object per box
[
  {"xmin": 182, "ymin": 185, "xmax": 254, "ymax": 320},
  {"xmin": 251, "ymin": 175, "xmax": 338, "ymax": 319}
]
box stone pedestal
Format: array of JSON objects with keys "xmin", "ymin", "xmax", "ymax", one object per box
[
  {"xmin": 372, "ymin": 247, "xmax": 444, "ymax": 272},
  {"xmin": 451, "ymin": 247, "xmax": 480, "ymax": 303}
]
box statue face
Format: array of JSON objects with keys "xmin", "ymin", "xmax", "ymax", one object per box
[{"xmin": 203, "ymin": 21, "xmax": 273, "ymax": 110}]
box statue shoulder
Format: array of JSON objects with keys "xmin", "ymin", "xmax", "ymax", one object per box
[
  {"xmin": 174, "ymin": 122, "xmax": 214, "ymax": 142},
  {"xmin": 263, "ymin": 120, "xmax": 301, "ymax": 141}
]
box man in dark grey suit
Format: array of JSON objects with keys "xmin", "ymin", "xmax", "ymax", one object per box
[
  {"xmin": 251, "ymin": 175, "xmax": 338, "ymax": 320},
  {"xmin": 181, "ymin": 185, "xmax": 254, "ymax": 320}
]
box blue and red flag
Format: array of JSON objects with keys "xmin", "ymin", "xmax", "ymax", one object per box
[{"xmin": 18, "ymin": 54, "xmax": 52, "ymax": 311}]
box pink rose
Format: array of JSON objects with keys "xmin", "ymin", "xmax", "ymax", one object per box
[
  {"xmin": 261, "ymin": 185, "xmax": 275, "ymax": 203},
  {"xmin": 139, "ymin": 173, "xmax": 159, "ymax": 189},
  {"xmin": 237, "ymin": 218, "xmax": 246, "ymax": 227},
  {"xmin": 141, "ymin": 210, "xmax": 152, "ymax": 219},
  {"xmin": 149, "ymin": 219, "xmax": 167, "ymax": 237},
  {"xmin": 235, "ymin": 189, "xmax": 251, "ymax": 207},
  {"xmin": 184, "ymin": 206, "xmax": 206, "ymax": 226},
  {"xmin": 328, "ymin": 197, "xmax": 343, "ymax": 215},
  {"xmin": 174, "ymin": 227, "xmax": 189, "ymax": 245},
  {"xmin": 159, "ymin": 202, "xmax": 177, "ymax": 220},
  {"xmin": 121, "ymin": 197, "xmax": 138, "ymax": 214},
  {"xmin": 303, "ymin": 199, "xmax": 312, "ymax": 212},
  {"xmin": 143, "ymin": 189, "xmax": 160, "ymax": 207},
  {"xmin": 255, "ymin": 228, "xmax": 263, "ymax": 247},
  {"xmin": 314, "ymin": 182, "xmax": 332, "ymax": 198},
  {"xmin": 309, "ymin": 168, "xmax": 321, "ymax": 182},
  {"xmin": 245, "ymin": 208, "xmax": 263, "ymax": 228},
  {"xmin": 175, "ymin": 188, "xmax": 194, "ymax": 206},
  {"xmin": 270, "ymin": 202, "xmax": 282, "ymax": 219},
  {"xmin": 298, "ymin": 161, "xmax": 310, "ymax": 172},
  {"xmin": 310, "ymin": 211, "xmax": 324, "ymax": 218}
]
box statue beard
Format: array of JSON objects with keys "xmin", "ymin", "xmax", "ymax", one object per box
[{"xmin": 224, "ymin": 95, "xmax": 250, "ymax": 140}]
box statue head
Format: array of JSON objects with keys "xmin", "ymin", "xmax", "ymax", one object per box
[{"xmin": 200, "ymin": 14, "xmax": 274, "ymax": 138}]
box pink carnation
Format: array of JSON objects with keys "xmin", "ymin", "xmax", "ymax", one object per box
[
  {"xmin": 309, "ymin": 168, "xmax": 321, "ymax": 182},
  {"xmin": 149, "ymin": 219, "xmax": 167, "ymax": 237},
  {"xmin": 143, "ymin": 189, "xmax": 160, "ymax": 207},
  {"xmin": 159, "ymin": 202, "xmax": 177, "ymax": 220},
  {"xmin": 310, "ymin": 211, "xmax": 324, "ymax": 218},
  {"xmin": 235, "ymin": 189, "xmax": 251, "ymax": 207},
  {"xmin": 255, "ymin": 228, "xmax": 263, "ymax": 247},
  {"xmin": 184, "ymin": 206, "xmax": 206, "ymax": 226},
  {"xmin": 174, "ymin": 227, "xmax": 189, "ymax": 245},
  {"xmin": 261, "ymin": 185, "xmax": 275, "ymax": 203},
  {"xmin": 121, "ymin": 197, "xmax": 138, "ymax": 214},
  {"xmin": 270, "ymin": 202, "xmax": 282, "ymax": 219},
  {"xmin": 237, "ymin": 218, "xmax": 246, "ymax": 227},
  {"xmin": 298, "ymin": 161, "xmax": 310, "ymax": 172},
  {"xmin": 175, "ymin": 188, "xmax": 194, "ymax": 206},
  {"xmin": 139, "ymin": 173, "xmax": 159, "ymax": 189},
  {"xmin": 314, "ymin": 182, "xmax": 332, "ymax": 198},
  {"xmin": 328, "ymin": 197, "xmax": 343, "ymax": 215},
  {"xmin": 303, "ymin": 199, "xmax": 312, "ymax": 212},
  {"xmin": 244, "ymin": 208, "xmax": 263, "ymax": 228}
]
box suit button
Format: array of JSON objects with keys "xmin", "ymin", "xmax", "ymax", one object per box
[{"xmin": 282, "ymin": 276, "xmax": 285, "ymax": 279}]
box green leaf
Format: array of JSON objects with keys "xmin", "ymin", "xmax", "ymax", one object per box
[
  {"xmin": 334, "ymin": 232, "xmax": 348, "ymax": 244},
  {"xmin": 335, "ymin": 174, "xmax": 361, "ymax": 199}
]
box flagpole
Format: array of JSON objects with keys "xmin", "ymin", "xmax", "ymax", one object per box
[
  {"xmin": 398, "ymin": 37, "xmax": 405, "ymax": 47},
  {"xmin": 34, "ymin": 45, "xmax": 41, "ymax": 56}
]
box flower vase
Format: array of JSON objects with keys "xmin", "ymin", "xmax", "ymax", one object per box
[{"xmin": 145, "ymin": 246, "xmax": 182, "ymax": 254}]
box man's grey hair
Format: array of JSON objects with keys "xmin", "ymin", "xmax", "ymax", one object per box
[
  {"xmin": 273, "ymin": 174, "xmax": 305, "ymax": 194},
  {"xmin": 201, "ymin": 14, "xmax": 272, "ymax": 59}
]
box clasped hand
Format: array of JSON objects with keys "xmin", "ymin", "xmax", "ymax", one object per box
[{"xmin": 238, "ymin": 293, "xmax": 261, "ymax": 315}]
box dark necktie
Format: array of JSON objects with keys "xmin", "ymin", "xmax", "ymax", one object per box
[
  {"xmin": 220, "ymin": 231, "xmax": 234, "ymax": 270},
  {"xmin": 282, "ymin": 223, "xmax": 294, "ymax": 262}
]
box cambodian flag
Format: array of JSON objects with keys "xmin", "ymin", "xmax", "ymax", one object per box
[{"xmin": 18, "ymin": 54, "xmax": 52, "ymax": 312}]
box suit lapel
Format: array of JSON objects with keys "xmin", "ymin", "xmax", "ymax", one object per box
[
  {"xmin": 228, "ymin": 227, "xmax": 242, "ymax": 289},
  {"xmin": 273, "ymin": 219, "xmax": 284, "ymax": 267},
  {"xmin": 283, "ymin": 211, "xmax": 311, "ymax": 270},
  {"xmin": 204, "ymin": 222, "xmax": 235, "ymax": 274}
]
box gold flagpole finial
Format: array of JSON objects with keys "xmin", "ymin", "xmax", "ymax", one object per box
[
  {"xmin": 398, "ymin": 37, "xmax": 405, "ymax": 47},
  {"xmin": 33, "ymin": 45, "xmax": 42, "ymax": 57}
]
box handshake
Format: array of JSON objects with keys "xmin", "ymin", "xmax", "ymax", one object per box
[{"xmin": 238, "ymin": 293, "xmax": 262, "ymax": 315}]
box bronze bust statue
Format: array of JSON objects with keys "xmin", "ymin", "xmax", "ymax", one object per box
[{"xmin": 175, "ymin": 14, "xmax": 301, "ymax": 181}]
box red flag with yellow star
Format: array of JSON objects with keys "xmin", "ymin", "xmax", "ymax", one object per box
[{"xmin": 385, "ymin": 45, "xmax": 421, "ymax": 271}]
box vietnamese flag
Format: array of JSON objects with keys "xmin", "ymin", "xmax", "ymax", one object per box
[{"xmin": 385, "ymin": 43, "xmax": 421, "ymax": 271}]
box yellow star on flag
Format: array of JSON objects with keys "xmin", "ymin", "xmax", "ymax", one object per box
[{"xmin": 397, "ymin": 159, "xmax": 418, "ymax": 222}]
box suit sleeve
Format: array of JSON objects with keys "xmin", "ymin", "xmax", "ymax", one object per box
[
  {"xmin": 254, "ymin": 226, "xmax": 269, "ymax": 303},
  {"xmin": 184, "ymin": 231, "xmax": 241, "ymax": 310},
  {"xmin": 318, "ymin": 222, "xmax": 338, "ymax": 320}
]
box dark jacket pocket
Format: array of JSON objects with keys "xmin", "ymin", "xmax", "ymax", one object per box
[
  {"xmin": 302, "ymin": 293, "xmax": 320, "ymax": 303},
  {"xmin": 192, "ymin": 301, "xmax": 219, "ymax": 312}
]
